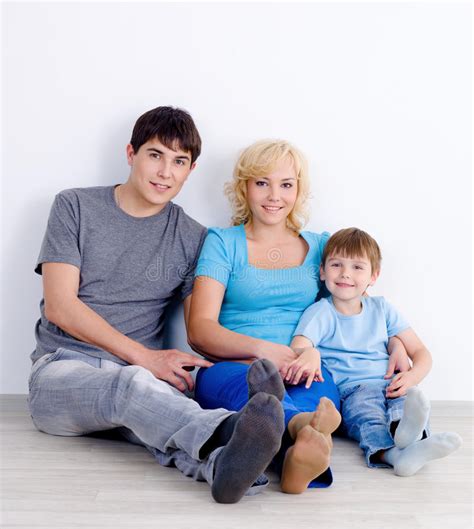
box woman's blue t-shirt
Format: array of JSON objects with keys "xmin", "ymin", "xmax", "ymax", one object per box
[{"xmin": 195, "ymin": 224, "xmax": 329, "ymax": 346}]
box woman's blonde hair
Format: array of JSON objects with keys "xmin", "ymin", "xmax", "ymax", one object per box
[{"xmin": 224, "ymin": 139, "xmax": 311, "ymax": 233}]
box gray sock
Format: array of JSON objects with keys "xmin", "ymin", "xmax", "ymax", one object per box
[
  {"xmin": 212, "ymin": 392, "xmax": 285, "ymax": 503},
  {"xmin": 247, "ymin": 358, "xmax": 285, "ymax": 401},
  {"xmin": 200, "ymin": 360, "xmax": 285, "ymax": 458}
]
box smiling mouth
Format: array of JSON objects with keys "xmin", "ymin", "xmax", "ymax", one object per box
[
  {"xmin": 335, "ymin": 283, "xmax": 355, "ymax": 288},
  {"xmin": 262, "ymin": 206, "xmax": 283, "ymax": 212},
  {"xmin": 150, "ymin": 182, "xmax": 171, "ymax": 190}
]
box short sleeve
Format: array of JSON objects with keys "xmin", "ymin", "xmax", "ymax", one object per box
[
  {"xmin": 195, "ymin": 228, "xmax": 232, "ymax": 288},
  {"xmin": 318, "ymin": 231, "xmax": 331, "ymax": 258},
  {"xmin": 293, "ymin": 299, "xmax": 333, "ymax": 346},
  {"xmin": 35, "ymin": 192, "xmax": 81, "ymax": 275},
  {"xmin": 383, "ymin": 299, "xmax": 410, "ymax": 337},
  {"xmin": 179, "ymin": 228, "xmax": 207, "ymax": 300}
]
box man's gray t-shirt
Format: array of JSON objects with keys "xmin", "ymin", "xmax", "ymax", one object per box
[{"xmin": 32, "ymin": 186, "xmax": 207, "ymax": 364}]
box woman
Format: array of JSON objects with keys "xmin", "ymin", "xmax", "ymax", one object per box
[{"xmin": 188, "ymin": 140, "xmax": 408, "ymax": 493}]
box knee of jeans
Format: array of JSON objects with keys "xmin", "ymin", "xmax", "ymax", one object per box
[
  {"xmin": 118, "ymin": 365, "xmax": 178, "ymax": 397},
  {"xmin": 28, "ymin": 393, "xmax": 84, "ymax": 437}
]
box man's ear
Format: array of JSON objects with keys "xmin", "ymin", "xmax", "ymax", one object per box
[
  {"xmin": 190, "ymin": 161, "xmax": 197, "ymax": 172},
  {"xmin": 126, "ymin": 144, "xmax": 135, "ymax": 166}
]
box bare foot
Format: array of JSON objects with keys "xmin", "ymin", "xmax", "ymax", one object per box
[
  {"xmin": 288, "ymin": 398, "xmax": 341, "ymax": 439},
  {"xmin": 280, "ymin": 426, "xmax": 331, "ymax": 494},
  {"xmin": 310, "ymin": 397, "xmax": 341, "ymax": 436}
]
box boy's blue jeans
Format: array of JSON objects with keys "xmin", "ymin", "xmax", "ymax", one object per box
[
  {"xmin": 27, "ymin": 348, "xmax": 268, "ymax": 494},
  {"xmin": 340, "ymin": 381, "xmax": 429, "ymax": 468}
]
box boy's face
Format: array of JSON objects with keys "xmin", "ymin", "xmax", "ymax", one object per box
[
  {"xmin": 126, "ymin": 137, "xmax": 196, "ymax": 212},
  {"xmin": 320, "ymin": 253, "xmax": 379, "ymax": 301}
]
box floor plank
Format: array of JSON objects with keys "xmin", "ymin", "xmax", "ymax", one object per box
[{"xmin": 1, "ymin": 396, "xmax": 472, "ymax": 529}]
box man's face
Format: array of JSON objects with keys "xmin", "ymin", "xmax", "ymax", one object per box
[{"xmin": 126, "ymin": 137, "xmax": 195, "ymax": 212}]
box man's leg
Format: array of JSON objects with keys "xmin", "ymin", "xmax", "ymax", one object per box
[
  {"xmin": 28, "ymin": 350, "xmax": 232, "ymax": 460},
  {"xmin": 28, "ymin": 350, "xmax": 285, "ymax": 502}
]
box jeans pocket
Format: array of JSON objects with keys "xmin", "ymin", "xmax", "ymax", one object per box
[{"xmin": 28, "ymin": 348, "xmax": 67, "ymax": 390}]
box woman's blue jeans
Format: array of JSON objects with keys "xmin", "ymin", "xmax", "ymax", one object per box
[{"xmin": 195, "ymin": 361, "xmax": 341, "ymax": 488}]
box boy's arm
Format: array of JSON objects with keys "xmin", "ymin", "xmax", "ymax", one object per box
[
  {"xmin": 42, "ymin": 263, "xmax": 212, "ymax": 392},
  {"xmin": 385, "ymin": 328, "xmax": 432, "ymax": 398}
]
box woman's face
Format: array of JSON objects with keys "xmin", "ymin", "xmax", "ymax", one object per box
[{"xmin": 246, "ymin": 157, "xmax": 298, "ymax": 228}]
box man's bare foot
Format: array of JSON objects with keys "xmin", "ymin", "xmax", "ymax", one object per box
[
  {"xmin": 288, "ymin": 398, "xmax": 341, "ymax": 439},
  {"xmin": 280, "ymin": 426, "xmax": 331, "ymax": 494}
]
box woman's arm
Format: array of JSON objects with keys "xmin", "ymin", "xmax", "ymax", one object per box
[
  {"xmin": 385, "ymin": 336, "xmax": 411, "ymax": 378},
  {"xmin": 188, "ymin": 276, "xmax": 297, "ymax": 370},
  {"xmin": 385, "ymin": 328, "xmax": 432, "ymax": 398}
]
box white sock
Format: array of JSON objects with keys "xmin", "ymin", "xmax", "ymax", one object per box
[
  {"xmin": 394, "ymin": 387, "xmax": 430, "ymax": 449},
  {"xmin": 383, "ymin": 432, "xmax": 462, "ymax": 477}
]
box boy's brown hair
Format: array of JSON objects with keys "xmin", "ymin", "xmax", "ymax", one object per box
[{"xmin": 322, "ymin": 228, "xmax": 382, "ymax": 273}]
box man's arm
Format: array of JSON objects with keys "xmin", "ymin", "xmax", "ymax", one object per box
[{"xmin": 42, "ymin": 262, "xmax": 212, "ymax": 392}]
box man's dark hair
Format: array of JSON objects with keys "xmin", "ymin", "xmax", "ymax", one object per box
[{"xmin": 130, "ymin": 106, "xmax": 202, "ymax": 163}]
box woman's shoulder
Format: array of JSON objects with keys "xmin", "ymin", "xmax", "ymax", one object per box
[
  {"xmin": 200, "ymin": 225, "xmax": 245, "ymax": 263},
  {"xmin": 301, "ymin": 229, "xmax": 331, "ymax": 251}
]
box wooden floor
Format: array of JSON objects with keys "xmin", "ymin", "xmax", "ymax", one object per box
[{"xmin": 1, "ymin": 396, "xmax": 472, "ymax": 529}]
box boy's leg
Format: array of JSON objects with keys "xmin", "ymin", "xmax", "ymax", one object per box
[
  {"xmin": 340, "ymin": 382, "xmax": 395, "ymax": 468},
  {"xmin": 389, "ymin": 387, "xmax": 430, "ymax": 448}
]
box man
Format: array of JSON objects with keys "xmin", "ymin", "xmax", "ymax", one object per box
[{"xmin": 28, "ymin": 106, "xmax": 284, "ymax": 504}]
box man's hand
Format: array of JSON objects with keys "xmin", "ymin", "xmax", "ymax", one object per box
[
  {"xmin": 138, "ymin": 349, "xmax": 213, "ymax": 392},
  {"xmin": 282, "ymin": 347, "xmax": 324, "ymax": 388},
  {"xmin": 386, "ymin": 370, "xmax": 419, "ymax": 398}
]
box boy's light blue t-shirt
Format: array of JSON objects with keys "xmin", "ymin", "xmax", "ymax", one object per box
[
  {"xmin": 195, "ymin": 225, "xmax": 330, "ymax": 346},
  {"xmin": 294, "ymin": 296, "xmax": 410, "ymax": 391}
]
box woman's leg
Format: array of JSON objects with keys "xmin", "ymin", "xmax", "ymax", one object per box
[
  {"xmin": 278, "ymin": 367, "xmax": 341, "ymax": 493},
  {"xmin": 196, "ymin": 362, "xmax": 342, "ymax": 493}
]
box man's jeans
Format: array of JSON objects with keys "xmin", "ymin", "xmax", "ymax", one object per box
[
  {"xmin": 28, "ymin": 348, "xmax": 268, "ymax": 492},
  {"xmin": 340, "ymin": 381, "xmax": 429, "ymax": 468}
]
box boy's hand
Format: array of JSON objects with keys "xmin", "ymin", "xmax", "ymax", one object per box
[
  {"xmin": 282, "ymin": 347, "xmax": 324, "ymax": 388},
  {"xmin": 386, "ymin": 370, "xmax": 418, "ymax": 398}
]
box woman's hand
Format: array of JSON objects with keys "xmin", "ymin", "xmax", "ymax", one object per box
[
  {"xmin": 281, "ymin": 347, "xmax": 324, "ymax": 388},
  {"xmin": 255, "ymin": 341, "xmax": 298, "ymax": 372},
  {"xmin": 385, "ymin": 336, "xmax": 411, "ymax": 379}
]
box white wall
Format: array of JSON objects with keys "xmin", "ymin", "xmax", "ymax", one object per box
[{"xmin": 1, "ymin": 2, "xmax": 471, "ymax": 399}]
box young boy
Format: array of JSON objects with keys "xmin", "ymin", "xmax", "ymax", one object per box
[{"xmin": 286, "ymin": 227, "xmax": 461, "ymax": 476}]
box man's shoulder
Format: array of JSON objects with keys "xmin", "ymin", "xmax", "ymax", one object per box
[
  {"xmin": 168, "ymin": 203, "xmax": 207, "ymax": 238},
  {"xmin": 54, "ymin": 186, "xmax": 112, "ymax": 205}
]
